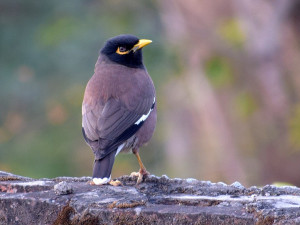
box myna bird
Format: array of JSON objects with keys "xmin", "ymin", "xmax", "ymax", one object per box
[{"xmin": 82, "ymin": 34, "xmax": 156, "ymax": 185}]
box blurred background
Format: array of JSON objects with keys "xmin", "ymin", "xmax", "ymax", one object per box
[{"xmin": 1, "ymin": 0, "xmax": 300, "ymax": 187}]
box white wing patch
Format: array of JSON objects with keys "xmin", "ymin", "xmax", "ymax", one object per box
[
  {"xmin": 134, "ymin": 110, "xmax": 151, "ymax": 125},
  {"xmin": 134, "ymin": 97, "xmax": 155, "ymax": 125},
  {"xmin": 115, "ymin": 143, "xmax": 125, "ymax": 156}
]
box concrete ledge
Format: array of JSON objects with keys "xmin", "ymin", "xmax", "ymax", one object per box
[{"xmin": 0, "ymin": 171, "xmax": 300, "ymax": 224}]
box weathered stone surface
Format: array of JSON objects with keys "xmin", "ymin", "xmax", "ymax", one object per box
[
  {"xmin": 54, "ymin": 181, "xmax": 74, "ymax": 196},
  {"xmin": 0, "ymin": 171, "xmax": 300, "ymax": 224}
]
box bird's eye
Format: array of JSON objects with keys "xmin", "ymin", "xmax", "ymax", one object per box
[
  {"xmin": 119, "ymin": 46, "xmax": 127, "ymax": 52},
  {"xmin": 116, "ymin": 46, "xmax": 130, "ymax": 55}
]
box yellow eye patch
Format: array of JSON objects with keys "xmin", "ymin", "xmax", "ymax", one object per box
[{"xmin": 116, "ymin": 47, "xmax": 130, "ymax": 55}]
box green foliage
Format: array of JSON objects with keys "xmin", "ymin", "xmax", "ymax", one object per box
[
  {"xmin": 235, "ymin": 92, "xmax": 257, "ymax": 118},
  {"xmin": 38, "ymin": 17, "xmax": 79, "ymax": 47},
  {"xmin": 271, "ymin": 182, "xmax": 296, "ymax": 187},
  {"xmin": 288, "ymin": 105, "xmax": 300, "ymax": 149},
  {"xmin": 204, "ymin": 56, "xmax": 234, "ymax": 87},
  {"xmin": 0, "ymin": 1, "xmax": 169, "ymax": 178},
  {"xmin": 218, "ymin": 18, "xmax": 245, "ymax": 48}
]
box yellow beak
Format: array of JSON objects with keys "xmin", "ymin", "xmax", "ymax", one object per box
[{"xmin": 132, "ymin": 39, "xmax": 152, "ymax": 52}]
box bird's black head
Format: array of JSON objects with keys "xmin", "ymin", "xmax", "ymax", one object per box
[{"xmin": 100, "ymin": 34, "xmax": 152, "ymax": 69}]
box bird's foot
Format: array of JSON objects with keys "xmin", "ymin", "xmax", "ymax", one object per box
[
  {"xmin": 88, "ymin": 180, "xmax": 96, "ymax": 185},
  {"xmin": 88, "ymin": 177, "xmax": 111, "ymax": 185},
  {"xmin": 88, "ymin": 178, "xmax": 122, "ymax": 186},
  {"xmin": 108, "ymin": 179, "xmax": 123, "ymax": 186},
  {"xmin": 130, "ymin": 169, "xmax": 150, "ymax": 185}
]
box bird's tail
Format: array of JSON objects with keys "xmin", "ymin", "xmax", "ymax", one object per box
[{"xmin": 92, "ymin": 150, "xmax": 116, "ymax": 180}]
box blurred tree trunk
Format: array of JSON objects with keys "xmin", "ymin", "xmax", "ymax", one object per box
[
  {"xmin": 158, "ymin": 0, "xmax": 300, "ymax": 185},
  {"xmin": 234, "ymin": 0, "xmax": 292, "ymax": 117},
  {"xmin": 159, "ymin": 0, "xmax": 246, "ymax": 184},
  {"xmin": 232, "ymin": 0, "xmax": 296, "ymax": 184}
]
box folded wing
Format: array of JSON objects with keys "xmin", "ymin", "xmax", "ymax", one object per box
[{"xmin": 82, "ymin": 95, "xmax": 155, "ymax": 160}]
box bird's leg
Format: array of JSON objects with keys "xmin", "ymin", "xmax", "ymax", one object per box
[{"xmin": 130, "ymin": 150, "xmax": 150, "ymax": 184}]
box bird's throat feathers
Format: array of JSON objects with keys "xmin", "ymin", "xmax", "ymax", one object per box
[{"xmin": 98, "ymin": 53, "xmax": 145, "ymax": 69}]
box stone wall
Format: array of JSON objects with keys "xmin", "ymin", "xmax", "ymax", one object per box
[{"xmin": 0, "ymin": 171, "xmax": 300, "ymax": 224}]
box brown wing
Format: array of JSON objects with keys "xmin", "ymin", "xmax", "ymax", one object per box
[
  {"xmin": 82, "ymin": 96, "xmax": 155, "ymax": 159},
  {"xmin": 82, "ymin": 64, "xmax": 155, "ymax": 160}
]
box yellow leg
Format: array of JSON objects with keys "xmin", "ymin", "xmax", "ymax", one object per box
[
  {"xmin": 131, "ymin": 152, "xmax": 150, "ymax": 184},
  {"xmin": 135, "ymin": 152, "xmax": 147, "ymax": 173}
]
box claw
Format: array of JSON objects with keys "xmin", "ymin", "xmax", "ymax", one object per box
[
  {"xmin": 137, "ymin": 173, "xmax": 144, "ymax": 185},
  {"xmin": 88, "ymin": 180, "xmax": 96, "ymax": 185},
  {"xmin": 130, "ymin": 169, "xmax": 150, "ymax": 185},
  {"xmin": 130, "ymin": 172, "xmax": 140, "ymax": 177},
  {"xmin": 109, "ymin": 180, "xmax": 123, "ymax": 186}
]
